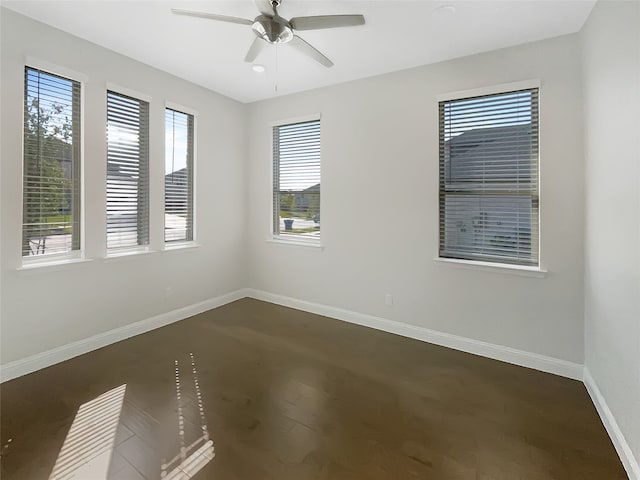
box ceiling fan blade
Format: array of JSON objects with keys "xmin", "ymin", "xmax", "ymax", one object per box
[
  {"xmin": 245, "ymin": 37, "xmax": 267, "ymax": 63},
  {"xmin": 289, "ymin": 36, "xmax": 334, "ymax": 68},
  {"xmin": 171, "ymin": 9, "xmax": 253, "ymax": 26},
  {"xmin": 254, "ymin": 0, "xmax": 274, "ymax": 16},
  {"xmin": 289, "ymin": 14, "xmax": 365, "ymax": 31}
]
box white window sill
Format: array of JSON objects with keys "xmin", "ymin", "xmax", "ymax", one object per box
[
  {"xmin": 433, "ymin": 257, "xmax": 547, "ymax": 278},
  {"xmin": 267, "ymin": 237, "xmax": 324, "ymax": 249},
  {"xmin": 17, "ymin": 257, "xmax": 94, "ymax": 273},
  {"xmin": 103, "ymin": 248, "xmax": 155, "ymax": 262},
  {"xmin": 163, "ymin": 242, "xmax": 200, "ymax": 253}
]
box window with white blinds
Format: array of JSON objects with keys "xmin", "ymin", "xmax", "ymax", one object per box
[
  {"xmin": 272, "ymin": 119, "xmax": 321, "ymax": 242},
  {"xmin": 106, "ymin": 91, "xmax": 149, "ymax": 250},
  {"xmin": 23, "ymin": 67, "xmax": 81, "ymax": 257},
  {"xmin": 439, "ymin": 88, "xmax": 539, "ymax": 266},
  {"xmin": 165, "ymin": 108, "xmax": 194, "ymax": 243}
]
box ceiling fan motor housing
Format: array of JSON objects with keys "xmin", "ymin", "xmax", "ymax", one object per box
[{"xmin": 252, "ymin": 15, "xmax": 293, "ymax": 44}]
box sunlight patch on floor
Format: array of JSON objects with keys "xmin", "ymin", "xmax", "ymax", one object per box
[
  {"xmin": 49, "ymin": 384, "xmax": 126, "ymax": 480},
  {"xmin": 161, "ymin": 353, "xmax": 214, "ymax": 479}
]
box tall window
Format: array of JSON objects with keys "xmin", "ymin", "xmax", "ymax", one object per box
[
  {"xmin": 23, "ymin": 67, "xmax": 81, "ymax": 257},
  {"xmin": 106, "ymin": 91, "xmax": 149, "ymax": 250},
  {"xmin": 439, "ymin": 88, "xmax": 539, "ymax": 266},
  {"xmin": 272, "ymin": 119, "xmax": 321, "ymax": 242},
  {"xmin": 165, "ymin": 108, "xmax": 194, "ymax": 243}
]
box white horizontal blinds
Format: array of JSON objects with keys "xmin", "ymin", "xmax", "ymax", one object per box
[
  {"xmin": 23, "ymin": 67, "xmax": 81, "ymax": 257},
  {"xmin": 439, "ymin": 88, "xmax": 539, "ymax": 266},
  {"xmin": 272, "ymin": 120, "xmax": 321, "ymax": 240},
  {"xmin": 164, "ymin": 108, "xmax": 194, "ymax": 242},
  {"xmin": 106, "ymin": 91, "xmax": 150, "ymax": 249}
]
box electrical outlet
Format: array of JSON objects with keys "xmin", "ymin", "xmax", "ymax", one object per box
[{"xmin": 385, "ymin": 294, "xmax": 394, "ymax": 306}]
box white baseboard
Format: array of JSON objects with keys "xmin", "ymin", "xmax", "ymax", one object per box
[
  {"xmin": 1, "ymin": 287, "xmax": 583, "ymax": 383},
  {"xmin": 584, "ymin": 368, "xmax": 639, "ymax": 480},
  {"xmin": 244, "ymin": 289, "xmax": 584, "ymax": 380},
  {"xmin": 0, "ymin": 289, "xmax": 247, "ymax": 383}
]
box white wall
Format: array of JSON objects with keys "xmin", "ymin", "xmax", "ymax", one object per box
[
  {"xmin": 582, "ymin": 0, "xmax": 640, "ymax": 471},
  {"xmin": 246, "ymin": 34, "xmax": 585, "ymax": 364},
  {"xmin": 2, "ymin": 2, "xmax": 638, "ymax": 472},
  {"xmin": 0, "ymin": 10, "xmax": 588, "ymax": 371},
  {"xmin": 0, "ymin": 9, "xmax": 247, "ymax": 364}
]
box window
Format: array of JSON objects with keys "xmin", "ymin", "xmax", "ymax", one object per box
[
  {"xmin": 165, "ymin": 108, "xmax": 194, "ymax": 243},
  {"xmin": 106, "ymin": 91, "xmax": 149, "ymax": 250},
  {"xmin": 272, "ymin": 119, "xmax": 321, "ymax": 242},
  {"xmin": 439, "ymin": 88, "xmax": 539, "ymax": 266},
  {"xmin": 23, "ymin": 67, "xmax": 81, "ymax": 257}
]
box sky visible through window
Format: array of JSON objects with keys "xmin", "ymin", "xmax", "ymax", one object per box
[
  {"xmin": 165, "ymin": 110, "xmax": 188, "ymax": 175},
  {"xmin": 443, "ymin": 90, "xmax": 532, "ymax": 141},
  {"xmin": 277, "ymin": 120, "xmax": 321, "ymax": 192},
  {"xmin": 25, "ymin": 69, "xmax": 75, "ymax": 139}
]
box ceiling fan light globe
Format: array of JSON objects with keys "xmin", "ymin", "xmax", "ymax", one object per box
[{"xmin": 276, "ymin": 27, "xmax": 294, "ymax": 43}]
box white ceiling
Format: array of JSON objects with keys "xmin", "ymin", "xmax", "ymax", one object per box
[{"xmin": 2, "ymin": 0, "xmax": 595, "ymax": 103}]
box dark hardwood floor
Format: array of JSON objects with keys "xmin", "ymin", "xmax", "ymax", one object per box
[{"xmin": 0, "ymin": 298, "xmax": 626, "ymax": 479}]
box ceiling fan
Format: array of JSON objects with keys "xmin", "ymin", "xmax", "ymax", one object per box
[{"xmin": 172, "ymin": 0, "xmax": 365, "ymax": 68}]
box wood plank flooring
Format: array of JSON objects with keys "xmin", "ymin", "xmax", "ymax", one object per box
[{"xmin": 0, "ymin": 298, "xmax": 626, "ymax": 479}]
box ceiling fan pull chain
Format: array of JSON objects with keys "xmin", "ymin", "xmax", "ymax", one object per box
[{"xmin": 275, "ymin": 44, "xmax": 279, "ymax": 92}]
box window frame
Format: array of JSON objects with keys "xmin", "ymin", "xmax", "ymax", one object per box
[
  {"xmin": 436, "ymin": 80, "xmax": 542, "ymax": 270},
  {"xmin": 21, "ymin": 62, "xmax": 86, "ymax": 264},
  {"xmin": 164, "ymin": 102, "xmax": 197, "ymax": 246},
  {"xmin": 269, "ymin": 114, "xmax": 322, "ymax": 247},
  {"xmin": 105, "ymin": 85, "xmax": 151, "ymax": 253}
]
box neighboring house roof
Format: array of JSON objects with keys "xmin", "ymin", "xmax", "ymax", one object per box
[
  {"xmin": 165, "ymin": 167, "xmax": 188, "ymax": 212},
  {"xmin": 446, "ymin": 124, "xmax": 533, "ymax": 182},
  {"xmin": 165, "ymin": 167, "xmax": 188, "ymax": 183}
]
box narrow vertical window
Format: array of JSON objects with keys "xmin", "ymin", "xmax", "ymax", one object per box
[
  {"xmin": 23, "ymin": 67, "xmax": 81, "ymax": 257},
  {"xmin": 272, "ymin": 119, "xmax": 321, "ymax": 243},
  {"xmin": 106, "ymin": 91, "xmax": 149, "ymax": 250},
  {"xmin": 439, "ymin": 88, "xmax": 539, "ymax": 266},
  {"xmin": 165, "ymin": 108, "xmax": 194, "ymax": 243}
]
